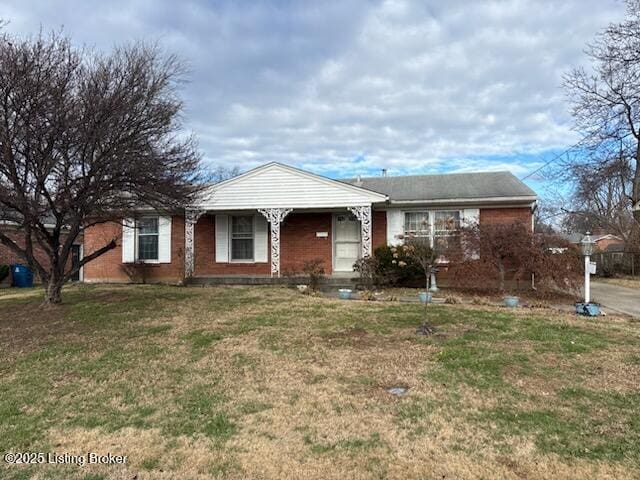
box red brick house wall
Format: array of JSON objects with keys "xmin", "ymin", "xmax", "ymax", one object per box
[
  {"xmin": 81, "ymin": 206, "xmax": 533, "ymax": 283},
  {"xmin": 595, "ymin": 237, "xmax": 624, "ymax": 252},
  {"xmin": 0, "ymin": 230, "xmax": 51, "ymax": 267},
  {"xmin": 372, "ymin": 210, "xmax": 387, "ymax": 250},
  {"xmin": 0, "ymin": 228, "xmax": 77, "ymax": 283},
  {"xmin": 83, "ymin": 217, "xmax": 185, "ymax": 283},
  {"xmin": 193, "ymin": 212, "xmax": 334, "ymax": 275},
  {"xmin": 480, "ymin": 207, "xmax": 532, "ymax": 228},
  {"xmin": 281, "ymin": 212, "xmax": 333, "ymax": 274},
  {"xmin": 193, "ymin": 215, "xmax": 271, "ymax": 276}
]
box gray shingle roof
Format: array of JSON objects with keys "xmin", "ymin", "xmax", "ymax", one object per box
[{"xmin": 341, "ymin": 171, "xmax": 536, "ymax": 202}]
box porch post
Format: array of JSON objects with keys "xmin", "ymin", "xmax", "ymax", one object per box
[
  {"xmin": 258, "ymin": 208, "xmax": 293, "ymax": 277},
  {"xmin": 347, "ymin": 205, "xmax": 372, "ymax": 258},
  {"xmin": 185, "ymin": 209, "xmax": 205, "ymax": 278}
]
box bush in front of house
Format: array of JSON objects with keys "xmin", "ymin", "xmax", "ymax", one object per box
[
  {"xmin": 302, "ymin": 258, "xmax": 325, "ymax": 291},
  {"xmin": 446, "ymin": 221, "xmax": 582, "ymax": 296},
  {"xmin": 374, "ymin": 244, "xmax": 424, "ymax": 287},
  {"xmin": 352, "ymin": 245, "xmax": 424, "ymax": 288}
]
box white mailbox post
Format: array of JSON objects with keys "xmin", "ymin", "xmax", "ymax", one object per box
[{"xmin": 580, "ymin": 232, "xmax": 596, "ymax": 304}]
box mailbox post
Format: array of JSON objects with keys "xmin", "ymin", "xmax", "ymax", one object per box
[{"xmin": 580, "ymin": 232, "xmax": 596, "ymax": 304}]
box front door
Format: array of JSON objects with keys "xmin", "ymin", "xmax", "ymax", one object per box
[{"xmin": 334, "ymin": 213, "xmax": 361, "ymax": 272}]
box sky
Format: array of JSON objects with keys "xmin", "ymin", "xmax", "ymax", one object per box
[{"xmin": 0, "ymin": 0, "xmax": 626, "ymax": 188}]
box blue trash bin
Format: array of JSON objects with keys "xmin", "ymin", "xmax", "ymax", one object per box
[{"xmin": 11, "ymin": 264, "xmax": 33, "ymax": 288}]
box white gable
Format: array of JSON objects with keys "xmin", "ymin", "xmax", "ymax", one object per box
[{"xmin": 192, "ymin": 163, "xmax": 387, "ymax": 210}]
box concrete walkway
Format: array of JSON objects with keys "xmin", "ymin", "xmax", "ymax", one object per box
[{"xmin": 591, "ymin": 282, "xmax": 640, "ymax": 318}]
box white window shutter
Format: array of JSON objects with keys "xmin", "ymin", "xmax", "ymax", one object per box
[
  {"xmin": 158, "ymin": 216, "xmax": 172, "ymax": 263},
  {"xmin": 386, "ymin": 209, "xmax": 404, "ymax": 246},
  {"xmin": 462, "ymin": 209, "xmax": 480, "ymax": 259},
  {"xmin": 254, "ymin": 214, "xmax": 268, "ymax": 262},
  {"xmin": 122, "ymin": 218, "xmax": 135, "ymax": 263},
  {"xmin": 215, "ymin": 214, "xmax": 229, "ymax": 262},
  {"xmin": 462, "ymin": 208, "xmax": 480, "ymax": 227}
]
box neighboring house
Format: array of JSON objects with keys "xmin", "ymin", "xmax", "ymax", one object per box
[
  {"xmin": 82, "ymin": 162, "xmax": 537, "ymax": 284},
  {"xmin": 563, "ymin": 232, "xmax": 625, "ymax": 252},
  {"xmin": 0, "ymin": 219, "xmax": 83, "ymax": 283}
]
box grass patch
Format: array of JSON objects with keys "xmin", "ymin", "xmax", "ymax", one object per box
[
  {"xmin": 1, "ymin": 284, "xmax": 639, "ymax": 478},
  {"xmin": 303, "ymin": 432, "xmax": 385, "ymax": 455}
]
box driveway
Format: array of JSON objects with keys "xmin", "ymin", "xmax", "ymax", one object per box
[{"xmin": 591, "ymin": 282, "xmax": 640, "ymax": 318}]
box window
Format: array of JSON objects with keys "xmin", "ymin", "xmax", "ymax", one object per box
[
  {"xmin": 404, "ymin": 212, "xmax": 430, "ymax": 238},
  {"xmin": 433, "ymin": 211, "xmax": 460, "ymax": 250},
  {"xmin": 231, "ymin": 215, "xmax": 254, "ymax": 261},
  {"xmin": 403, "ymin": 210, "xmax": 461, "ymax": 250},
  {"xmin": 137, "ymin": 217, "xmax": 159, "ymax": 261}
]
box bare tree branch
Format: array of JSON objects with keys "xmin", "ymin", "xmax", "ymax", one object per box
[{"xmin": 0, "ymin": 30, "xmax": 203, "ymax": 304}]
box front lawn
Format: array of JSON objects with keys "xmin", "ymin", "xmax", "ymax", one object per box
[{"xmin": 1, "ymin": 285, "xmax": 639, "ymax": 479}]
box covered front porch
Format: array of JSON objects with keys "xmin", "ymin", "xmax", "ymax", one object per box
[
  {"xmin": 181, "ymin": 162, "xmax": 388, "ymax": 280},
  {"xmin": 184, "ymin": 207, "xmax": 378, "ymax": 280}
]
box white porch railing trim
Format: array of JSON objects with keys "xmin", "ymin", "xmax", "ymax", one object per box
[
  {"xmin": 258, "ymin": 208, "xmax": 293, "ymax": 277},
  {"xmin": 347, "ymin": 205, "xmax": 372, "ymax": 258},
  {"xmin": 185, "ymin": 209, "xmax": 205, "ymax": 278}
]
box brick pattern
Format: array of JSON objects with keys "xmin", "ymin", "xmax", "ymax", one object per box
[
  {"xmin": 193, "ymin": 214, "xmax": 271, "ymax": 276},
  {"xmin": 281, "ymin": 212, "xmax": 333, "ymax": 275},
  {"xmin": 193, "ymin": 212, "xmax": 333, "ymax": 275},
  {"xmin": 0, "ymin": 228, "xmax": 76, "ymax": 283},
  {"xmin": 83, "ymin": 217, "xmax": 185, "ymax": 283},
  {"xmin": 595, "ymin": 238, "xmax": 624, "ymax": 252},
  {"xmin": 480, "ymin": 207, "xmax": 533, "ymax": 228},
  {"xmin": 81, "ymin": 206, "xmax": 534, "ymax": 283},
  {"xmin": 372, "ymin": 210, "xmax": 387, "ymax": 250}
]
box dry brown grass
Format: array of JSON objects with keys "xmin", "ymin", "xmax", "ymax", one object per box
[
  {"xmin": 1, "ymin": 284, "xmax": 639, "ymax": 479},
  {"xmin": 595, "ymin": 276, "xmax": 640, "ymax": 289}
]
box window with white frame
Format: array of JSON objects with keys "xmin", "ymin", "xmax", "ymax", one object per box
[
  {"xmin": 403, "ymin": 212, "xmax": 430, "ymax": 238},
  {"xmin": 403, "ymin": 210, "xmax": 461, "ymax": 249},
  {"xmin": 230, "ymin": 215, "xmax": 254, "ymax": 261},
  {"xmin": 137, "ymin": 217, "xmax": 159, "ymax": 261},
  {"xmin": 433, "ymin": 211, "xmax": 460, "ymax": 250}
]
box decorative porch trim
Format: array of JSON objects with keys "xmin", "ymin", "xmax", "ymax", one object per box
[
  {"xmin": 347, "ymin": 205, "xmax": 372, "ymax": 258},
  {"xmin": 185, "ymin": 209, "xmax": 205, "ymax": 278},
  {"xmin": 258, "ymin": 208, "xmax": 293, "ymax": 277}
]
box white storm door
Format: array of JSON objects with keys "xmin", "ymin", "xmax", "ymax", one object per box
[{"xmin": 334, "ymin": 213, "xmax": 361, "ymax": 271}]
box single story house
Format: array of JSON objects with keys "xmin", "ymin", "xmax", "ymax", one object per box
[{"xmin": 82, "ymin": 162, "xmax": 537, "ymax": 284}]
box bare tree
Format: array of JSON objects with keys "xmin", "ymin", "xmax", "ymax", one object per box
[
  {"xmin": 561, "ymin": 154, "xmax": 635, "ymax": 243},
  {"xmin": 0, "ymin": 31, "xmax": 201, "ymax": 304},
  {"xmin": 403, "ymin": 236, "xmax": 437, "ymax": 336},
  {"xmin": 563, "ymin": 0, "xmax": 640, "ymax": 245},
  {"xmin": 208, "ymin": 165, "xmax": 241, "ymax": 184}
]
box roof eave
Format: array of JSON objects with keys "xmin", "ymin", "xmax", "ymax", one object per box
[{"xmin": 388, "ymin": 195, "xmax": 537, "ymax": 206}]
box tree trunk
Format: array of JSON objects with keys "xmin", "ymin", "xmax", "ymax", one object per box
[
  {"xmin": 632, "ymin": 140, "xmax": 640, "ymax": 249},
  {"xmin": 43, "ymin": 277, "xmax": 64, "ymax": 305}
]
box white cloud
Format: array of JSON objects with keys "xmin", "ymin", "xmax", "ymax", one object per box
[{"xmin": 0, "ymin": 0, "xmax": 626, "ymax": 178}]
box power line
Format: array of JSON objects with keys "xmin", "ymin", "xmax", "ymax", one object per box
[{"xmin": 519, "ymin": 141, "xmax": 584, "ymax": 181}]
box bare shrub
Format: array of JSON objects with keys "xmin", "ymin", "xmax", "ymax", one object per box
[
  {"xmin": 302, "ymin": 259, "xmax": 325, "ymax": 291},
  {"xmin": 447, "ymin": 222, "xmax": 581, "ymax": 296}
]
